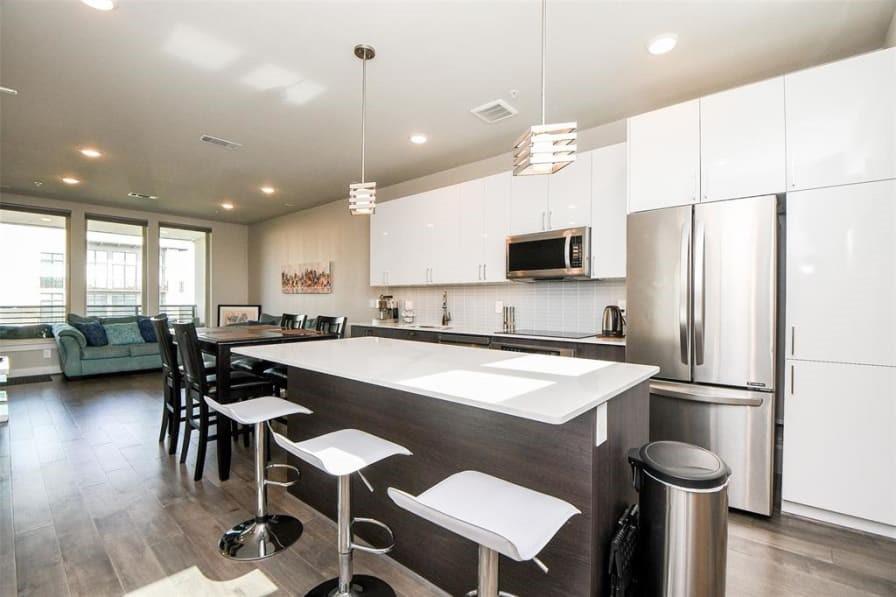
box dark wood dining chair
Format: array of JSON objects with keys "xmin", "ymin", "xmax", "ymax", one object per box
[
  {"xmin": 314, "ymin": 315, "xmax": 348, "ymax": 339},
  {"xmin": 173, "ymin": 321, "xmax": 276, "ymax": 481},
  {"xmin": 153, "ymin": 315, "xmax": 182, "ymax": 454}
]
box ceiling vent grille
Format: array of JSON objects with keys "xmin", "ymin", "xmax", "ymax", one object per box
[
  {"xmin": 128, "ymin": 192, "xmax": 158, "ymax": 200},
  {"xmin": 199, "ymin": 134, "xmax": 242, "ymax": 150},
  {"xmin": 470, "ymin": 99, "xmax": 518, "ymax": 124}
]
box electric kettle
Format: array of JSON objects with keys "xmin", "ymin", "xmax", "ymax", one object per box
[{"xmin": 602, "ymin": 305, "xmax": 625, "ymax": 337}]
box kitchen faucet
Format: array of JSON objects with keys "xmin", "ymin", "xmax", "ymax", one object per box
[{"xmin": 441, "ymin": 291, "xmax": 451, "ymax": 326}]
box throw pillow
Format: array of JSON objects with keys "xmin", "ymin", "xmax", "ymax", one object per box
[
  {"xmin": 72, "ymin": 321, "xmax": 108, "ymax": 346},
  {"xmin": 137, "ymin": 317, "xmax": 157, "ymax": 343},
  {"xmin": 104, "ymin": 322, "xmax": 144, "ymax": 345}
]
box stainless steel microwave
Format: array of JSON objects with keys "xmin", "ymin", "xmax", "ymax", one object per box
[{"xmin": 505, "ymin": 226, "xmax": 591, "ymax": 280}]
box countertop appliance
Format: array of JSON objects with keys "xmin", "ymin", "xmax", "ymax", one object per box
[
  {"xmin": 490, "ymin": 339, "xmax": 576, "ymax": 357},
  {"xmin": 506, "ymin": 226, "xmax": 591, "ymax": 280},
  {"xmin": 376, "ymin": 295, "xmax": 399, "ymax": 322},
  {"xmin": 602, "ymin": 306, "xmax": 625, "ymax": 337},
  {"xmin": 626, "ymin": 194, "xmax": 778, "ymax": 516}
]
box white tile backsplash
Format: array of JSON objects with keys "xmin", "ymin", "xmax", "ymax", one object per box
[{"xmin": 385, "ymin": 280, "xmax": 625, "ymax": 332}]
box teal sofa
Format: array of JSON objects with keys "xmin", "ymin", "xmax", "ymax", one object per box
[{"xmin": 52, "ymin": 315, "xmax": 161, "ymax": 379}]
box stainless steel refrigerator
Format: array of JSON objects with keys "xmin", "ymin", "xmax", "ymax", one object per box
[{"xmin": 626, "ymin": 195, "xmax": 777, "ymax": 515}]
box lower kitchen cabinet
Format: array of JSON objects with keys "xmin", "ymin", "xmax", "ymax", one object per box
[{"xmin": 782, "ymin": 360, "xmax": 896, "ymax": 528}]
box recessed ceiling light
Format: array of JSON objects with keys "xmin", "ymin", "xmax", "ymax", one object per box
[
  {"xmin": 80, "ymin": 147, "xmax": 102, "ymax": 158},
  {"xmin": 61, "ymin": 177, "xmax": 80, "ymax": 185},
  {"xmin": 410, "ymin": 134, "xmax": 428, "ymax": 145},
  {"xmin": 648, "ymin": 33, "xmax": 678, "ymax": 55},
  {"xmin": 220, "ymin": 202, "xmax": 234, "ymax": 210},
  {"xmin": 81, "ymin": 0, "xmax": 116, "ymax": 10},
  {"xmin": 260, "ymin": 186, "xmax": 275, "ymax": 195}
]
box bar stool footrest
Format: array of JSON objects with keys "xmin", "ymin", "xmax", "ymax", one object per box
[
  {"xmin": 350, "ymin": 517, "xmax": 395, "ymax": 554},
  {"xmin": 465, "ymin": 591, "xmax": 518, "ymax": 597},
  {"xmin": 264, "ymin": 463, "xmax": 300, "ymax": 488}
]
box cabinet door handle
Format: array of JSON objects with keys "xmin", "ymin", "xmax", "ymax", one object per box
[
  {"xmin": 791, "ymin": 326, "xmax": 795, "ymax": 356},
  {"xmin": 483, "ymin": 263, "xmax": 487, "ymax": 279},
  {"xmin": 541, "ymin": 211, "xmax": 546, "ymax": 231},
  {"xmin": 548, "ymin": 211, "xmax": 552, "ymax": 229},
  {"xmin": 790, "ymin": 364, "xmax": 795, "ymax": 396}
]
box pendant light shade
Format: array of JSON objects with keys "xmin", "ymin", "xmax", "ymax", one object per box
[
  {"xmin": 513, "ymin": 0, "xmax": 576, "ymax": 176},
  {"xmin": 349, "ymin": 44, "xmax": 376, "ymax": 215}
]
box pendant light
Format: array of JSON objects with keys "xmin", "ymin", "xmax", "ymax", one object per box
[
  {"xmin": 349, "ymin": 44, "xmax": 376, "ymax": 215},
  {"xmin": 513, "ymin": 0, "xmax": 576, "ymax": 176}
]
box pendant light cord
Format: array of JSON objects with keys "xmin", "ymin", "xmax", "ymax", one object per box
[
  {"xmin": 541, "ymin": 0, "xmax": 546, "ymax": 126},
  {"xmin": 361, "ymin": 55, "xmax": 367, "ymax": 184}
]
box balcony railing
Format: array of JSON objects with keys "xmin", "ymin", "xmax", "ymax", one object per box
[
  {"xmin": 159, "ymin": 304, "xmax": 197, "ymax": 323},
  {"xmin": 0, "ymin": 304, "xmax": 67, "ymax": 326},
  {"xmin": 86, "ymin": 304, "xmax": 143, "ymax": 318},
  {"xmin": 0, "ymin": 304, "xmax": 197, "ymax": 327}
]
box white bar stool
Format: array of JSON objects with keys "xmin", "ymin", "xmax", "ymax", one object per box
[
  {"xmin": 271, "ymin": 428, "xmax": 411, "ymax": 597},
  {"xmin": 204, "ymin": 395, "xmax": 312, "ymax": 560},
  {"xmin": 387, "ymin": 470, "xmax": 580, "ymax": 597}
]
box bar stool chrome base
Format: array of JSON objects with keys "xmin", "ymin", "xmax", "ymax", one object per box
[
  {"xmin": 219, "ymin": 514, "xmax": 303, "ymax": 560},
  {"xmin": 305, "ymin": 574, "xmax": 395, "ymax": 597}
]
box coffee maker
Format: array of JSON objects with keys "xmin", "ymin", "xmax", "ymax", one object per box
[{"xmin": 376, "ymin": 295, "xmax": 399, "ymax": 322}]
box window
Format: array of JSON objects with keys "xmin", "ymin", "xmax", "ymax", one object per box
[
  {"xmin": 0, "ymin": 208, "xmax": 68, "ymax": 325},
  {"xmin": 159, "ymin": 225, "xmax": 209, "ymax": 324},
  {"xmin": 86, "ymin": 218, "xmax": 145, "ymax": 316}
]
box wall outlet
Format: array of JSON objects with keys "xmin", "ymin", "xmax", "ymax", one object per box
[
  {"xmin": 617, "ymin": 299, "xmax": 627, "ymax": 312},
  {"xmin": 495, "ymin": 301, "xmax": 503, "ymax": 314},
  {"xmin": 43, "ymin": 349, "xmax": 52, "ymax": 359},
  {"xmin": 369, "ymin": 298, "xmax": 377, "ymax": 309}
]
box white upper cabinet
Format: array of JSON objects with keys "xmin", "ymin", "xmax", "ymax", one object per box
[
  {"xmin": 786, "ymin": 180, "xmax": 896, "ymax": 367},
  {"xmin": 590, "ymin": 143, "xmax": 627, "ymax": 278},
  {"xmin": 481, "ymin": 172, "xmax": 511, "ymax": 282},
  {"xmin": 700, "ymin": 77, "xmax": 786, "ymax": 201},
  {"xmin": 783, "ymin": 360, "xmax": 896, "ymax": 526},
  {"xmin": 457, "ymin": 178, "xmax": 487, "ymax": 283},
  {"xmin": 547, "ymin": 155, "xmax": 592, "ymax": 230},
  {"xmin": 509, "ymin": 174, "xmax": 549, "ymax": 234},
  {"xmin": 369, "ymin": 200, "xmax": 394, "ymax": 286},
  {"xmin": 421, "ymin": 185, "xmax": 461, "ymax": 284},
  {"xmin": 785, "ymin": 48, "xmax": 896, "ymax": 191},
  {"xmin": 627, "ymin": 99, "xmax": 700, "ymax": 213}
]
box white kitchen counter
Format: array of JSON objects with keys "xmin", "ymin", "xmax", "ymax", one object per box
[
  {"xmin": 355, "ymin": 321, "xmax": 626, "ymax": 346},
  {"xmin": 234, "ymin": 336, "xmax": 655, "ymax": 425}
]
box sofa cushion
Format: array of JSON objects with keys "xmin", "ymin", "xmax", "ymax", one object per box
[
  {"xmin": 129, "ymin": 342, "xmax": 160, "ymax": 357},
  {"xmin": 136, "ymin": 316, "xmax": 157, "ymax": 343},
  {"xmin": 100, "ymin": 315, "xmax": 140, "ymax": 325},
  {"xmin": 82, "ymin": 345, "xmax": 130, "ymax": 359},
  {"xmin": 68, "ymin": 313, "xmax": 100, "ymax": 325},
  {"xmin": 72, "ymin": 321, "xmax": 108, "ymax": 346},
  {"xmin": 104, "ymin": 322, "xmax": 144, "ymax": 345}
]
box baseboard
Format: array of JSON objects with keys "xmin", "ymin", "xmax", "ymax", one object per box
[
  {"xmin": 9, "ymin": 365, "xmax": 61, "ymax": 378},
  {"xmin": 782, "ymin": 500, "xmax": 896, "ymax": 539}
]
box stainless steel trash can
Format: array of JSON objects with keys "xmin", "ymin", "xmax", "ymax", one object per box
[{"xmin": 628, "ymin": 441, "xmax": 731, "ymax": 597}]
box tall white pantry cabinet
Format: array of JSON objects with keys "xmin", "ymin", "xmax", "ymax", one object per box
[{"xmin": 781, "ymin": 47, "xmax": 896, "ymax": 538}]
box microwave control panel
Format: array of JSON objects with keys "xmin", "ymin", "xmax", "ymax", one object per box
[{"xmin": 570, "ymin": 236, "xmax": 583, "ymax": 267}]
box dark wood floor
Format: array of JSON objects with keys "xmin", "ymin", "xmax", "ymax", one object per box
[{"xmin": 1, "ymin": 372, "xmax": 894, "ymax": 597}]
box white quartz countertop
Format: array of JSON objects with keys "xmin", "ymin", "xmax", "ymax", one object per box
[
  {"xmin": 353, "ymin": 321, "xmax": 626, "ymax": 346},
  {"xmin": 234, "ymin": 337, "xmax": 656, "ymax": 425}
]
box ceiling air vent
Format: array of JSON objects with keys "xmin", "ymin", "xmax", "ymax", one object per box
[
  {"xmin": 199, "ymin": 134, "xmax": 242, "ymax": 150},
  {"xmin": 470, "ymin": 99, "xmax": 518, "ymax": 124},
  {"xmin": 128, "ymin": 192, "xmax": 158, "ymax": 200}
]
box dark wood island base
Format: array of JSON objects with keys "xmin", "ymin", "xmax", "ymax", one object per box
[{"xmin": 284, "ymin": 367, "xmax": 649, "ymax": 597}]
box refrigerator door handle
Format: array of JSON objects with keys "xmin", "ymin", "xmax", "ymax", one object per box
[
  {"xmin": 679, "ymin": 222, "xmax": 691, "ymax": 365},
  {"xmin": 650, "ymin": 381, "xmax": 765, "ymax": 407},
  {"xmin": 694, "ymin": 221, "xmax": 706, "ymax": 366}
]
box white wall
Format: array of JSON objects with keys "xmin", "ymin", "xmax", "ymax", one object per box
[
  {"xmin": 0, "ymin": 191, "xmax": 249, "ymax": 376},
  {"xmin": 248, "ymin": 198, "xmax": 374, "ymax": 323},
  {"xmin": 887, "ymin": 9, "xmax": 896, "ymax": 47},
  {"xmin": 248, "ymin": 120, "xmax": 627, "ymax": 327}
]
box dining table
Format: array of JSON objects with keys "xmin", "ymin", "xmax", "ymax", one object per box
[{"xmin": 193, "ymin": 324, "xmax": 337, "ymax": 480}]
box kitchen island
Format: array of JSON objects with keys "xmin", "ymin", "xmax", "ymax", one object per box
[{"xmin": 233, "ymin": 337, "xmax": 657, "ymax": 596}]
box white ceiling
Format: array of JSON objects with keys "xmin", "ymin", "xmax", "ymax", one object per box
[{"xmin": 1, "ymin": 0, "xmax": 894, "ymax": 224}]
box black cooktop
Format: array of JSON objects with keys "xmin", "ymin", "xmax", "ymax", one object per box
[{"xmin": 497, "ymin": 329, "xmax": 597, "ymax": 339}]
